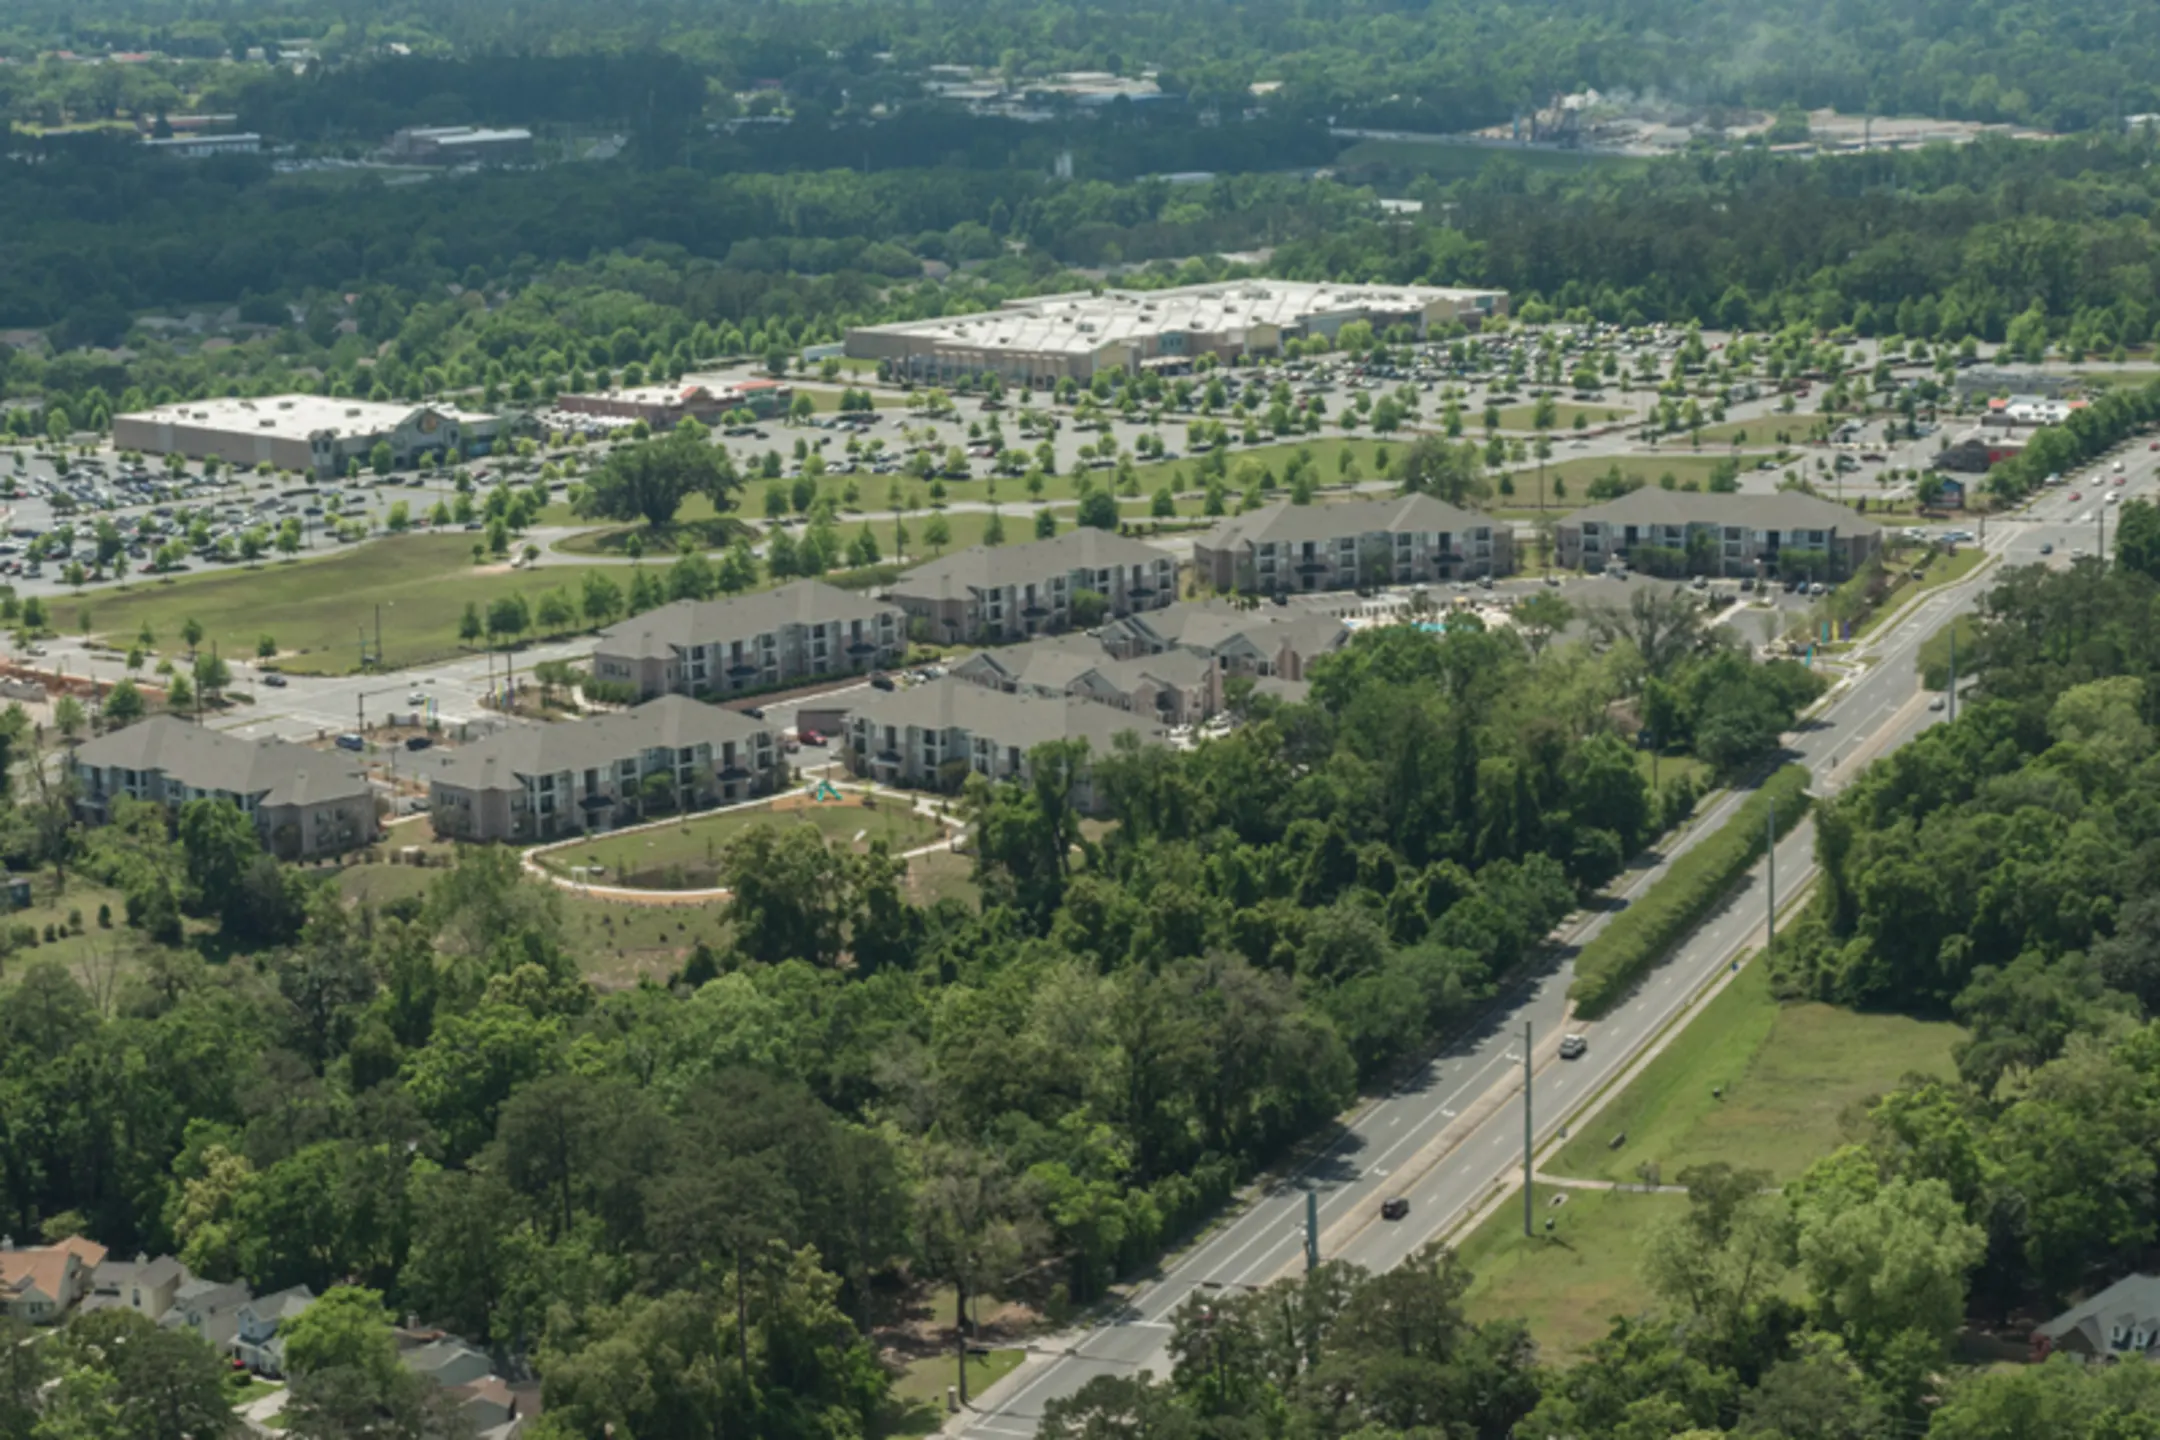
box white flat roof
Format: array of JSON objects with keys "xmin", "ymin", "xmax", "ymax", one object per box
[
  {"xmin": 117, "ymin": 395, "xmax": 461, "ymax": 442},
  {"xmin": 854, "ymin": 279, "xmax": 1506, "ymax": 357}
]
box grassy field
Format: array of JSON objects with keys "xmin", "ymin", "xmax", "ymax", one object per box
[
  {"xmin": 1547, "ymin": 959, "xmax": 1963, "ymax": 1186},
  {"xmin": 1684, "ymin": 417, "xmax": 1818, "ymax": 447},
  {"xmin": 1852, "ymin": 545, "xmax": 1990, "ymax": 642},
  {"xmin": 0, "ymin": 880, "xmax": 146, "ymax": 995},
  {"xmin": 535, "ymin": 795, "xmax": 947, "ymax": 889},
  {"xmin": 1457, "ymin": 1185, "xmax": 1683, "ymax": 1361},
  {"xmin": 886, "ymin": 1350, "xmax": 1025, "ymax": 1437},
  {"xmin": 64, "ymin": 535, "xmax": 626, "ymax": 676},
  {"xmin": 1490, "ymin": 400, "xmax": 1641, "ymax": 432}
]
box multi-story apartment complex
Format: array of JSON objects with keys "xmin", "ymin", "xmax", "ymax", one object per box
[
  {"xmin": 71, "ymin": 716, "xmax": 378, "ymax": 859},
  {"xmin": 886, "ymin": 529, "xmax": 1179, "ymax": 644},
  {"xmin": 845, "ymin": 678, "xmax": 1165, "ymax": 809},
  {"xmin": 424, "ymin": 695, "xmax": 780, "ymax": 844},
  {"xmin": 951, "ymin": 636, "xmax": 1220, "ymax": 725},
  {"xmin": 1193, "ymin": 495, "xmax": 1511, "ymax": 595},
  {"xmin": 1555, "ymin": 491, "xmax": 1884, "ymax": 579},
  {"xmin": 591, "ymin": 580, "xmax": 906, "ymax": 701}
]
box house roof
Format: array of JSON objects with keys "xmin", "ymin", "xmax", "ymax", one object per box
[
  {"xmin": 1563, "ymin": 489, "xmax": 1882, "ymax": 536},
  {"xmin": 0, "ymin": 1236, "xmax": 103, "ymax": 1308},
  {"xmin": 243, "ymin": 1284, "xmax": 316, "ymax": 1325},
  {"xmin": 424, "ymin": 695, "xmax": 772, "ymax": 795},
  {"xmin": 851, "ymin": 677, "xmax": 1166, "ymax": 754},
  {"xmin": 595, "ymin": 579, "xmax": 901, "ymax": 656},
  {"xmin": 1201, "ymin": 494, "xmax": 1492, "ymax": 551},
  {"xmin": 73, "ymin": 716, "xmax": 372, "ymax": 809},
  {"xmin": 2040, "ymin": 1273, "xmax": 2160, "ymax": 1356},
  {"xmin": 890, "ymin": 529, "xmax": 1174, "ymax": 601},
  {"xmin": 92, "ymin": 1252, "xmax": 186, "ymax": 1294},
  {"xmin": 1113, "ymin": 600, "xmax": 1348, "ymax": 662}
]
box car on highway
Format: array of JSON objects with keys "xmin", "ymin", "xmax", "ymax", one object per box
[
  {"xmin": 1559, "ymin": 1034, "xmax": 1588, "ymax": 1059},
  {"xmin": 2071, "ymin": 492, "xmax": 2082, "ymax": 501},
  {"xmin": 1928, "ymin": 696, "xmax": 1947, "ymax": 711},
  {"xmin": 1380, "ymin": 1197, "xmax": 1410, "ymax": 1221}
]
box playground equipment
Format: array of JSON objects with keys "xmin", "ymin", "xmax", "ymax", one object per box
[{"xmin": 807, "ymin": 779, "xmax": 843, "ymax": 803}]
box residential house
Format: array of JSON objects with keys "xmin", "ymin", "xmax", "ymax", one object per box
[
  {"xmin": 1193, "ymin": 495, "xmax": 1512, "ymax": 595},
  {"xmin": 230, "ymin": 1285, "xmax": 317, "ymax": 1377},
  {"xmin": 84, "ymin": 1252, "xmax": 189, "ymax": 1321},
  {"xmin": 425, "ymin": 695, "xmax": 780, "ymax": 844},
  {"xmin": 952, "ymin": 636, "xmax": 1220, "ymax": 725},
  {"xmin": 886, "ymin": 529, "xmax": 1179, "ymax": 643},
  {"xmin": 0, "ymin": 1234, "xmax": 107, "ymax": 1325},
  {"xmin": 591, "ymin": 580, "xmax": 905, "ymax": 701},
  {"xmin": 846, "ymin": 677, "xmax": 1165, "ymax": 808},
  {"xmin": 72, "ymin": 716, "xmax": 378, "ymax": 859},
  {"xmin": 160, "ymin": 1276, "xmax": 251, "ymax": 1351},
  {"xmin": 2038, "ymin": 1274, "xmax": 2160, "ymax": 1361},
  {"xmin": 1098, "ymin": 600, "xmax": 1350, "ymax": 682},
  {"xmin": 1555, "ymin": 491, "xmax": 1883, "ymax": 579},
  {"xmin": 396, "ymin": 1328, "xmax": 529, "ymax": 1436}
]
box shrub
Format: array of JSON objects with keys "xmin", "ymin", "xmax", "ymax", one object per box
[{"xmin": 1569, "ymin": 764, "xmax": 1811, "ymax": 1017}]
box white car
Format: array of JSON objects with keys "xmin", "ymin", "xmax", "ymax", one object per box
[{"xmin": 1559, "ymin": 1034, "xmax": 1588, "ymax": 1060}]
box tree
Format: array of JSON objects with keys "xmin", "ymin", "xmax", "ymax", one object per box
[
  {"xmin": 1077, "ymin": 488, "xmax": 1120, "ymax": 531},
  {"xmin": 915, "ymin": 1144, "xmax": 1043, "ymax": 1405},
  {"xmin": 579, "ymin": 571, "xmax": 623, "ymax": 625},
  {"xmin": 1789, "ymin": 1147, "xmax": 1984, "ymax": 1358},
  {"xmin": 1514, "ymin": 590, "xmax": 1573, "ymax": 657},
  {"xmin": 369, "ymin": 439, "xmax": 396, "ymax": 476},
  {"xmin": 576, "ymin": 420, "xmax": 741, "ymax": 528},
  {"xmin": 46, "ymin": 1309, "xmax": 237, "ymax": 1440},
  {"xmin": 163, "ymin": 672, "xmax": 194, "ymax": 713},
  {"xmin": 282, "ymin": 1286, "xmax": 469, "ymax": 1440},
  {"xmin": 103, "ymin": 677, "xmax": 145, "ymax": 725},
  {"xmin": 1395, "ymin": 435, "xmax": 1489, "ymax": 505},
  {"xmin": 2116, "ymin": 497, "xmax": 2160, "ymax": 581},
  {"xmin": 1035, "ymin": 508, "xmax": 1059, "ymax": 539},
  {"xmin": 720, "ymin": 824, "xmax": 859, "ymax": 968},
  {"xmin": 924, "ymin": 514, "xmax": 952, "ymax": 554},
  {"xmin": 181, "ymin": 616, "xmax": 204, "ymax": 655}
]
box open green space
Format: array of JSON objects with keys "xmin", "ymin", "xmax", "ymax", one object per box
[
  {"xmin": 0, "ymin": 881, "xmax": 141, "ymax": 995},
  {"xmin": 1851, "ymin": 544, "xmax": 1990, "ymax": 642},
  {"xmin": 1457, "ymin": 1185, "xmax": 1683, "ymax": 1362},
  {"xmin": 1682, "ymin": 417, "xmax": 1816, "ymax": 447},
  {"xmin": 1490, "ymin": 400, "xmax": 1640, "ymax": 431},
  {"xmin": 65, "ymin": 535, "xmax": 622, "ymax": 676},
  {"xmin": 535, "ymin": 796, "xmax": 947, "ymax": 889},
  {"xmin": 886, "ymin": 1349, "xmax": 1025, "ymax": 1437},
  {"xmin": 1549, "ymin": 958, "xmax": 1963, "ymax": 1185}
]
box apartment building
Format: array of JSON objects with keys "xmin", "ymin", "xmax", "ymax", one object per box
[
  {"xmin": 1555, "ymin": 491, "xmax": 1884, "ymax": 578},
  {"xmin": 1193, "ymin": 495, "xmax": 1511, "ymax": 595},
  {"xmin": 71, "ymin": 716, "xmax": 377, "ymax": 859},
  {"xmin": 887, "ymin": 529, "xmax": 1179, "ymax": 644},
  {"xmin": 1098, "ymin": 599, "xmax": 1351, "ymax": 681},
  {"xmin": 845, "ymin": 678, "xmax": 1165, "ymax": 808},
  {"xmin": 425, "ymin": 695, "xmax": 779, "ymax": 844},
  {"xmin": 591, "ymin": 580, "xmax": 906, "ymax": 701}
]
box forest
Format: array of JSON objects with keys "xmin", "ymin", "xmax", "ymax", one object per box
[{"xmin": 5, "ymin": 0, "xmax": 2160, "ymax": 134}]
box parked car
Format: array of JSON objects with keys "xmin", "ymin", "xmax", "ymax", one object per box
[
  {"xmin": 404, "ymin": 736, "xmax": 433, "ymax": 752},
  {"xmin": 334, "ymin": 733, "xmax": 365, "ymax": 752},
  {"xmin": 869, "ymin": 672, "xmax": 896, "ymax": 692}
]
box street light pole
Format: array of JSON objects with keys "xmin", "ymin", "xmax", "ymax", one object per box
[
  {"xmin": 1522, "ymin": 1019, "xmax": 1534, "ymax": 1238},
  {"xmin": 1766, "ymin": 798, "xmax": 1778, "ymax": 954}
]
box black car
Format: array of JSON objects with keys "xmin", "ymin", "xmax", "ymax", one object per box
[
  {"xmin": 261, "ymin": 673, "xmax": 288, "ymax": 688},
  {"xmin": 405, "ymin": 736, "xmax": 433, "ymax": 752},
  {"xmin": 1380, "ymin": 1197, "xmax": 1410, "ymax": 1221},
  {"xmin": 869, "ymin": 673, "xmax": 897, "ymax": 692}
]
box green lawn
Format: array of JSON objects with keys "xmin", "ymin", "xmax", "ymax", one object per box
[
  {"xmin": 1852, "ymin": 545, "xmax": 1991, "ymax": 642},
  {"xmin": 535, "ymin": 796, "xmax": 947, "ymax": 889},
  {"xmin": 1457, "ymin": 1185, "xmax": 1683, "ymax": 1362},
  {"xmin": 66, "ymin": 535, "xmax": 624, "ymax": 676},
  {"xmin": 1490, "ymin": 400, "xmax": 1641, "ymax": 432},
  {"xmin": 1683, "ymin": 418, "xmax": 1818, "ymax": 447},
  {"xmin": 886, "ymin": 1349, "xmax": 1026, "ymax": 1438},
  {"xmin": 0, "ymin": 881, "xmax": 142, "ymax": 995},
  {"xmin": 1546, "ymin": 959, "xmax": 1963, "ymax": 1186}
]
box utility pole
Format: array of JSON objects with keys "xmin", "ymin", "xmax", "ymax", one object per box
[
  {"xmin": 1947, "ymin": 623, "xmax": 1957, "ymax": 724},
  {"xmin": 1304, "ymin": 1190, "xmax": 1319, "ymax": 1273},
  {"xmin": 1522, "ymin": 1019, "xmax": 1534, "ymax": 1238},
  {"xmin": 1766, "ymin": 798, "xmax": 1778, "ymax": 953}
]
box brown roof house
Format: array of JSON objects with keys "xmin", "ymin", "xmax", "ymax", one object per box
[{"xmin": 0, "ymin": 1234, "xmax": 108, "ymax": 1325}]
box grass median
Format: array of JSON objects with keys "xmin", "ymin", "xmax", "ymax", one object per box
[{"xmin": 1568, "ymin": 764, "xmax": 1811, "ymax": 1018}]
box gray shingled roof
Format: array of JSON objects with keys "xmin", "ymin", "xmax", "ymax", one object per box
[
  {"xmin": 73, "ymin": 716, "xmax": 371, "ymax": 809},
  {"xmin": 890, "ymin": 529, "xmax": 1175, "ymax": 601},
  {"xmin": 596, "ymin": 579, "xmax": 901, "ymax": 654},
  {"xmin": 851, "ymin": 677, "xmax": 1166, "ymax": 753},
  {"xmin": 1114, "ymin": 600, "xmax": 1348, "ymax": 661},
  {"xmin": 423, "ymin": 695, "xmax": 771, "ymax": 794},
  {"xmin": 1565, "ymin": 489, "xmax": 1883, "ymax": 535},
  {"xmin": 1202, "ymin": 494, "xmax": 1492, "ymax": 550}
]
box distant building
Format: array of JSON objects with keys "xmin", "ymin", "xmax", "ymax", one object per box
[
  {"xmin": 387, "ymin": 125, "xmax": 534, "ymax": 164},
  {"xmin": 1098, "ymin": 599, "xmax": 1350, "ymax": 681},
  {"xmin": 1981, "ymin": 394, "xmax": 2084, "ymax": 428},
  {"xmin": 846, "ymin": 280, "xmax": 1507, "ymax": 384},
  {"xmin": 140, "ymin": 132, "xmax": 261, "ymax": 157},
  {"xmin": 555, "ymin": 383, "xmax": 730, "ymax": 429},
  {"xmin": 591, "ymin": 580, "xmax": 906, "ymax": 702},
  {"xmin": 423, "ymin": 695, "xmax": 781, "ymax": 844},
  {"xmin": 845, "ymin": 677, "xmax": 1165, "ymax": 806},
  {"xmin": 2038, "ymin": 1274, "xmax": 2160, "ymax": 1361},
  {"xmin": 1933, "ymin": 428, "xmax": 2027, "ymax": 474},
  {"xmin": 1953, "ymin": 367, "xmax": 2077, "ymax": 402},
  {"xmin": 112, "ymin": 395, "xmax": 514, "ymax": 478},
  {"xmin": 886, "ymin": 529, "xmax": 1179, "ymax": 644},
  {"xmin": 952, "ymin": 636, "xmax": 1220, "ymax": 726},
  {"xmin": 677, "ymin": 375, "xmax": 795, "ymax": 418},
  {"xmin": 72, "ymin": 716, "xmax": 379, "ymax": 859},
  {"xmin": 1193, "ymin": 495, "xmax": 1511, "ymax": 594},
  {"xmin": 0, "ymin": 1234, "xmax": 107, "ymax": 1325},
  {"xmin": 1555, "ymin": 491, "xmax": 1883, "ymax": 578}
]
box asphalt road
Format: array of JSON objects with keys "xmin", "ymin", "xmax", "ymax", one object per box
[{"xmin": 957, "ymin": 435, "xmax": 2157, "ymax": 1439}]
